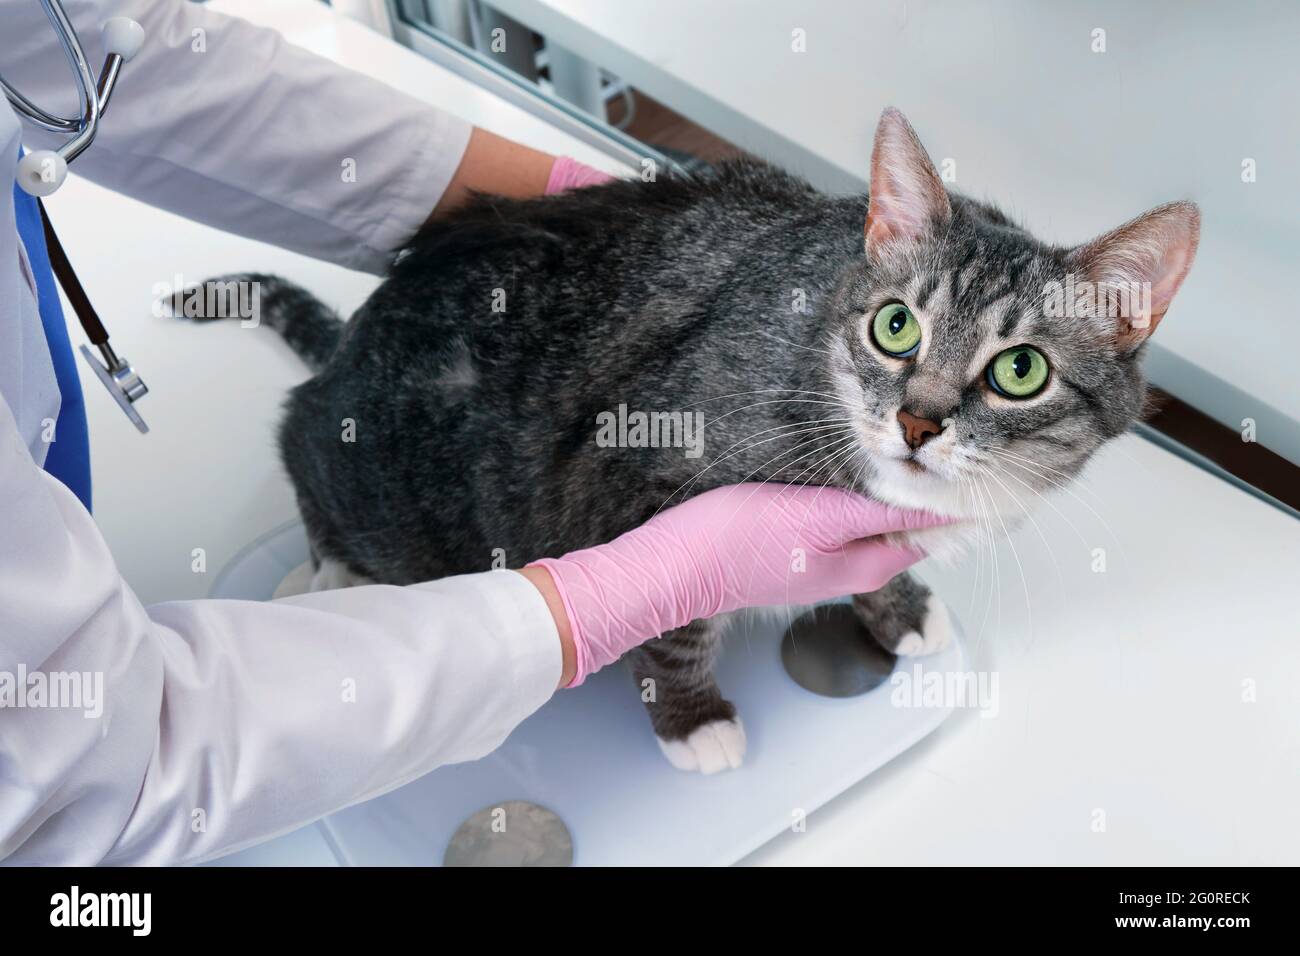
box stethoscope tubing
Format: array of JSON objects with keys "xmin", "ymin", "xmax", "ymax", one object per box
[
  {"xmin": 2, "ymin": 0, "xmax": 101, "ymax": 158},
  {"xmin": 2, "ymin": 0, "xmax": 143, "ymax": 193}
]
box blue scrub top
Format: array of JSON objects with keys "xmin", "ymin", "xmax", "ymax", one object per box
[{"xmin": 13, "ymin": 178, "xmax": 93, "ymax": 511}]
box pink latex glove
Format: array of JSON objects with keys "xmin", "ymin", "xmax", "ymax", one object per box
[
  {"xmin": 544, "ymin": 155, "xmax": 615, "ymax": 194},
  {"xmin": 532, "ymin": 484, "xmax": 945, "ymax": 685}
]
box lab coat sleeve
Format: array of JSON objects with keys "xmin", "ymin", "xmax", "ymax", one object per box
[
  {"xmin": 5, "ymin": 0, "xmax": 473, "ymax": 273},
  {"xmin": 0, "ymin": 395, "xmax": 561, "ymax": 865}
]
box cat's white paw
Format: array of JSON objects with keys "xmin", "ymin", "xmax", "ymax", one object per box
[
  {"xmin": 657, "ymin": 718, "xmax": 747, "ymax": 774},
  {"xmin": 893, "ymin": 594, "xmax": 954, "ymax": 657},
  {"xmin": 308, "ymin": 558, "xmax": 372, "ymax": 592}
]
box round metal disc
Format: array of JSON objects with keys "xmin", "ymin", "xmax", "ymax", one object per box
[
  {"xmin": 443, "ymin": 800, "xmax": 573, "ymax": 867},
  {"xmin": 78, "ymin": 345, "xmax": 149, "ymax": 433},
  {"xmin": 780, "ymin": 603, "xmax": 897, "ymax": 698}
]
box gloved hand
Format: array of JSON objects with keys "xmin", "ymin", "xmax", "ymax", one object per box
[
  {"xmin": 531, "ymin": 484, "xmax": 945, "ymax": 685},
  {"xmin": 544, "ymin": 155, "xmax": 615, "ymax": 194}
]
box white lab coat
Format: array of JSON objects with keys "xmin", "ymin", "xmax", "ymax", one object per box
[{"xmin": 0, "ymin": 0, "xmax": 561, "ymax": 865}]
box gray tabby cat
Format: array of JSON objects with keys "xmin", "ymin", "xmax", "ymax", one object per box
[{"xmin": 181, "ymin": 108, "xmax": 1198, "ymax": 774}]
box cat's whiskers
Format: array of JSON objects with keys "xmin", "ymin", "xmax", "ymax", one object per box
[
  {"xmin": 716, "ymin": 434, "xmax": 861, "ymax": 546},
  {"xmin": 728, "ymin": 434, "xmax": 861, "ymax": 514},
  {"xmin": 989, "ymin": 447, "xmax": 1106, "ymax": 504},
  {"xmin": 981, "ymin": 455, "xmax": 1093, "ymax": 554},
  {"xmin": 965, "ymin": 473, "xmax": 1005, "ymax": 661},
  {"xmin": 781, "ymin": 441, "xmax": 863, "ymax": 636},
  {"xmin": 986, "ymin": 449, "xmax": 1086, "ymax": 499},
  {"xmin": 675, "ymin": 388, "xmax": 859, "ymax": 493},
  {"xmin": 980, "ymin": 469, "xmax": 1033, "ymax": 649},
  {"xmin": 739, "ymin": 436, "xmax": 860, "ymax": 643},
  {"xmin": 651, "ymin": 420, "xmax": 854, "ymax": 519},
  {"xmin": 848, "ymin": 442, "xmax": 874, "ymax": 494},
  {"xmin": 663, "ymin": 430, "xmax": 860, "ymax": 540},
  {"xmin": 753, "ymin": 331, "xmax": 835, "ymax": 357},
  {"xmin": 987, "ymin": 449, "xmax": 1131, "ymax": 569},
  {"xmin": 970, "ymin": 474, "xmax": 1002, "ymax": 657},
  {"xmin": 988, "ymin": 461, "xmax": 1081, "ymax": 628},
  {"xmin": 979, "ymin": 463, "xmax": 1078, "ymax": 653},
  {"xmin": 683, "ymin": 387, "xmax": 851, "ymax": 409},
  {"xmin": 784, "ymin": 430, "xmax": 859, "ymax": 492},
  {"xmin": 793, "ymin": 440, "xmax": 861, "ymax": 556},
  {"xmin": 724, "ymin": 424, "xmax": 858, "ymax": 487},
  {"xmin": 724, "ymin": 432, "xmax": 861, "ymax": 633},
  {"xmin": 956, "ymin": 474, "xmax": 987, "ymax": 617},
  {"xmin": 702, "ymin": 398, "xmax": 847, "ymax": 427},
  {"xmin": 685, "ymin": 418, "xmax": 851, "ymax": 478}
]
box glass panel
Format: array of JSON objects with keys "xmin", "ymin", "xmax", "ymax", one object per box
[{"xmin": 390, "ymin": 1, "xmax": 701, "ymax": 173}]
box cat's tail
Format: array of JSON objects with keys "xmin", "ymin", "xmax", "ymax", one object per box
[{"xmin": 166, "ymin": 272, "xmax": 342, "ymax": 373}]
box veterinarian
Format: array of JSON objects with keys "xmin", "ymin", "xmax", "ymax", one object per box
[{"xmin": 0, "ymin": 0, "xmax": 937, "ymax": 864}]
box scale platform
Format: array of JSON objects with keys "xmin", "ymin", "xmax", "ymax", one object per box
[{"xmin": 211, "ymin": 521, "xmax": 966, "ymax": 866}]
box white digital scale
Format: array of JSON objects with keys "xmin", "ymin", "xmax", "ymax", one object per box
[{"xmin": 210, "ymin": 521, "xmax": 966, "ymax": 866}]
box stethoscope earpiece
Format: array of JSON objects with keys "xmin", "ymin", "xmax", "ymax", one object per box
[
  {"xmin": 101, "ymin": 16, "xmax": 145, "ymax": 62},
  {"xmin": 16, "ymin": 150, "xmax": 67, "ymax": 197}
]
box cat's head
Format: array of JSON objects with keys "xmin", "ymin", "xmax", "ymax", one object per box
[{"xmin": 827, "ymin": 108, "xmax": 1199, "ymax": 525}]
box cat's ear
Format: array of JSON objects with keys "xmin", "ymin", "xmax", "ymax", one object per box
[
  {"xmin": 1067, "ymin": 201, "xmax": 1200, "ymax": 348},
  {"xmin": 865, "ymin": 107, "xmax": 952, "ymax": 257}
]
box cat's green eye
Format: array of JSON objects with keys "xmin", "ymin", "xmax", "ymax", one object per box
[
  {"xmin": 987, "ymin": 346, "xmax": 1050, "ymax": 398},
  {"xmin": 871, "ymin": 303, "xmax": 921, "ymax": 357}
]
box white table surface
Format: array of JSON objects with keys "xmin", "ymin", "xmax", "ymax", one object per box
[
  {"xmin": 490, "ymin": 0, "xmax": 1300, "ymax": 467},
  {"xmin": 50, "ymin": 0, "xmax": 1300, "ymax": 866}
]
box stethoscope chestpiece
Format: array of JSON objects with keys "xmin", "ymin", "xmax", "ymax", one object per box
[{"xmin": 79, "ymin": 343, "xmax": 149, "ymax": 434}]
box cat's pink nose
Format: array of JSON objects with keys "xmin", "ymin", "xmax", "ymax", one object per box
[{"xmin": 897, "ymin": 409, "xmax": 943, "ymax": 450}]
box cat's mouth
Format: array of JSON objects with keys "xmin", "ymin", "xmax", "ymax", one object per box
[{"xmin": 847, "ymin": 424, "xmax": 975, "ymax": 518}]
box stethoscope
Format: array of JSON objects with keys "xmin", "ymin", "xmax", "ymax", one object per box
[{"xmin": 1, "ymin": 0, "xmax": 150, "ymax": 432}]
